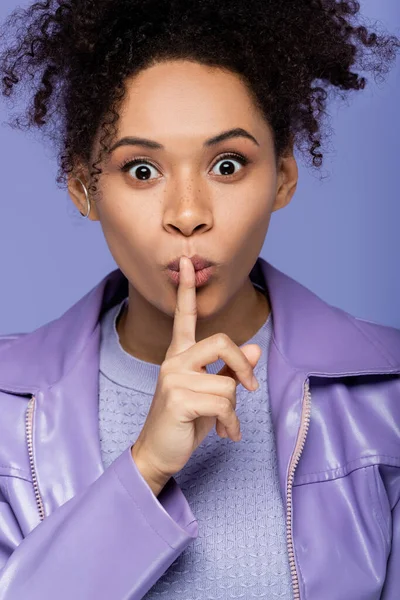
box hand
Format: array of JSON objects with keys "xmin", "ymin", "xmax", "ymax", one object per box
[{"xmin": 131, "ymin": 255, "xmax": 262, "ymax": 488}]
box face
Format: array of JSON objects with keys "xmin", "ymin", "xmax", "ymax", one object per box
[{"xmin": 69, "ymin": 60, "xmax": 298, "ymax": 322}]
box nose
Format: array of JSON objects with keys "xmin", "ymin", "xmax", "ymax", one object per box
[{"xmin": 162, "ymin": 182, "xmax": 213, "ymax": 236}]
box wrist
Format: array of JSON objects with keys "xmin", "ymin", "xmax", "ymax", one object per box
[{"xmin": 131, "ymin": 444, "xmax": 170, "ymax": 497}]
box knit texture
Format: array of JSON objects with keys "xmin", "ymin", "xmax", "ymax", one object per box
[{"xmin": 98, "ymin": 286, "xmax": 294, "ymax": 599}]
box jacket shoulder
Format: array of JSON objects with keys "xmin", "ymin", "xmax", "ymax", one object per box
[
  {"xmin": 0, "ymin": 332, "xmax": 27, "ymax": 350},
  {"xmin": 351, "ymin": 315, "xmax": 400, "ymax": 366}
]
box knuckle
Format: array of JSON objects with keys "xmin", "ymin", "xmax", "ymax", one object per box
[
  {"xmin": 160, "ymin": 357, "xmax": 180, "ymax": 376},
  {"xmin": 187, "ymin": 305, "xmax": 198, "ymax": 317},
  {"xmin": 177, "ymin": 302, "xmax": 197, "ymax": 317},
  {"xmin": 160, "ymin": 359, "xmax": 173, "ymax": 376},
  {"xmin": 160, "ymin": 370, "xmax": 178, "ymax": 390},
  {"xmin": 215, "ymin": 332, "xmax": 230, "ymax": 349},
  {"xmin": 218, "ymin": 396, "xmax": 232, "ymax": 415},
  {"xmin": 224, "ymin": 376, "xmax": 237, "ymax": 396}
]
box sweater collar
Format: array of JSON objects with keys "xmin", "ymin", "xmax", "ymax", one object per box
[{"xmin": 98, "ymin": 296, "xmax": 272, "ymax": 395}]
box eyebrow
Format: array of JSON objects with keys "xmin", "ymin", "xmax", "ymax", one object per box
[{"xmin": 108, "ymin": 127, "xmax": 260, "ymax": 153}]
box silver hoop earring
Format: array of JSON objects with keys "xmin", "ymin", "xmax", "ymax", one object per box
[{"xmin": 72, "ymin": 177, "xmax": 91, "ymax": 219}]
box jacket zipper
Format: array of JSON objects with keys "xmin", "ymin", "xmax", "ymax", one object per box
[
  {"xmin": 25, "ymin": 395, "xmax": 46, "ymax": 522},
  {"xmin": 286, "ymin": 378, "xmax": 312, "ymax": 600}
]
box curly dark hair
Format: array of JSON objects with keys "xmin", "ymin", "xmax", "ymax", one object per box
[{"xmin": 0, "ymin": 0, "xmax": 399, "ymax": 200}]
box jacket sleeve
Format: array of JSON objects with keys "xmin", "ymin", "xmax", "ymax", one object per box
[{"xmin": 0, "ymin": 446, "xmax": 198, "ymax": 599}]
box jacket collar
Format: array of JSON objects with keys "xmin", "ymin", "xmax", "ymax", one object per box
[{"xmin": 0, "ymin": 256, "xmax": 399, "ymax": 396}]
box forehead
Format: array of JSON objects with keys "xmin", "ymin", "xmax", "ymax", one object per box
[{"xmin": 117, "ymin": 60, "xmax": 267, "ymax": 140}]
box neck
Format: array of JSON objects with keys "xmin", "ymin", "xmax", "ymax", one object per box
[{"xmin": 116, "ymin": 278, "xmax": 271, "ymax": 366}]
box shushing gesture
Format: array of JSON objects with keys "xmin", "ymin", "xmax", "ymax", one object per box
[{"xmin": 131, "ymin": 256, "xmax": 262, "ymax": 494}]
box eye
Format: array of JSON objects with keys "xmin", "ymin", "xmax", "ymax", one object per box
[
  {"xmin": 211, "ymin": 153, "xmax": 249, "ymax": 177},
  {"xmin": 120, "ymin": 158, "xmax": 161, "ymax": 181},
  {"xmin": 119, "ymin": 151, "xmax": 250, "ymax": 182}
]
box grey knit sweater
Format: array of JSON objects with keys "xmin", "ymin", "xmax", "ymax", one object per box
[{"xmin": 98, "ymin": 286, "xmax": 294, "ymax": 599}]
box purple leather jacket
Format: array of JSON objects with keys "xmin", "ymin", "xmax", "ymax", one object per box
[{"xmin": 0, "ymin": 256, "xmax": 399, "ymax": 600}]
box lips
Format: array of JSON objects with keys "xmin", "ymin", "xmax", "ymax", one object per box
[
  {"xmin": 167, "ymin": 266, "xmax": 215, "ymax": 287},
  {"xmin": 167, "ymin": 254, "xmax": 214, "ymax": 272}
]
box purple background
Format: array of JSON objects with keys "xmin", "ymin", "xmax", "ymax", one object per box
[{"xmin": 1, "ymin": 0, "xmax": 399, "ymax": 335}]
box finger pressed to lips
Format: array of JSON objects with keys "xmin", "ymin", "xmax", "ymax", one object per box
[{"xmin": 169, "ymin": 256, "xmax": 255, "ymax": 391}]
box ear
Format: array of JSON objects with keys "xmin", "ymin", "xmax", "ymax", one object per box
[
  {"xmin": 67, "ymin": 172, "xmax": 100, "ymax": 221},
  {"xmin": 272, "ymin": 145, "xmax": 299, "ymax": 213}
]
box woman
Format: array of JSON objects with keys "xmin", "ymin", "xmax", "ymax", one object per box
[{"xmin": 0, "ymin": 1, "xmax": 399, "ymax": 599}]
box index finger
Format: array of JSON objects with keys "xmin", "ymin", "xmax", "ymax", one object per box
[{"xmin": 169, "ymin": 256, "xmax": 197, "ymax": 352}]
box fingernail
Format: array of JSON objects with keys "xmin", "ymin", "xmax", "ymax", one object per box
[{"xmin": 251, "ymin": 376, "xmax": 259, "ymax": 390}]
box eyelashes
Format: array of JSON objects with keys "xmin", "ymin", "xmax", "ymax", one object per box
[{"xmin": 118, "ymin": 152, "xmax": 251, "ymax": 182}]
